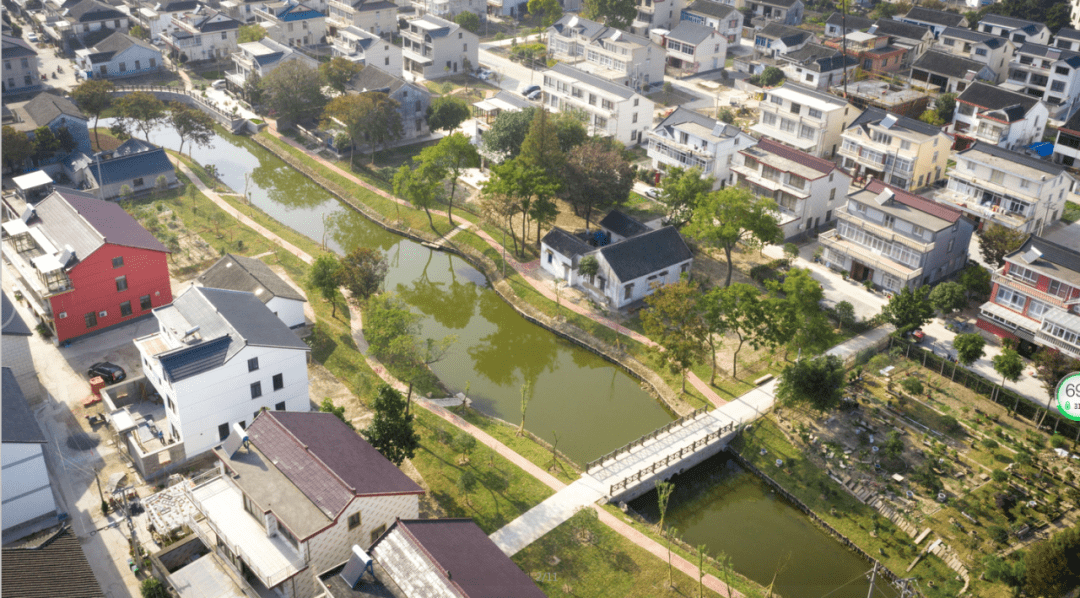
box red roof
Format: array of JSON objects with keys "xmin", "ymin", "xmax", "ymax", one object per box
[
  {"xmin": 864, "ymin": 179, "xmax": 962, "ymax": 223},
  {"xmin": 752, "ymin": 138, "xmax": 841, "ymax": 176},
  {"xmin": 248, "ymin": 412, "xmax": 423, "ymax": 518}
]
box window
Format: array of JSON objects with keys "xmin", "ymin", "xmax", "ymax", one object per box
[
  {"xmin": 947, "ymin": 238, "xmax": 954, "ymax": 253},
  {"xmin": 249, "ymin": 357, "xmax": 260, "ymax": 372},
  {"xmin": 275, "ymin": 401, "xmax": 286, "ymax": 410},
  {"xmin": 1051, "ymin": 80, "xmax": 1066, "ymax": 92},
  {"xmin": 133, "ymin": 177, "xmax": 144, "ymax": 187},
  {"xmin": 799, "ymin": 124, "xmax": 814, "ymax": 139},
  {"xmin": 829, "ymin": 188, "xmax": 836, "ymax": 201},
  {"xmin": 1056, "ymin": 66, "xmax": 1071, "ymax": 75},
  {"xmin": 219, "ymin": 423, "xmax": 230, "ymax": 441},
  {"xmin": 277, "ymin": 518, "xmax": 299, "ymax": 550},
  {"xmin": 221, "ymin": 31, "xmax": 228, "ymax": 39},
  {"xmin": 116, "ymin": 276, "xmax": 128, "ymax": 292},
  {"xmin": 134, "ymin": 60, "xmax": 141, "ymax": 70},
  {"xmin": 85, "ymin": 312, "xmax": 97, "ymax": 328},
  {"xmin": 770, "ymin": 94, "xmax": 783, "ymax": 105},
  {"xmin": 996, "ymin": 287, "xmax": 1027, "ymax": 311},
  {"xmin": 975, "ymin": 48, "xmax": 987, "ymax": 56},
  {"xmin": 150, "ymin": 58, "xmax": 157, "ymax": 68},
  {"xmin": 1008, "ymin": 264, "xmax": 1040, "ymax": 285},
  {"xmin": 1048, "ymin": 279, "xmax": 1067, "ymax": 298},
  {"xmin": 120, "ymin": 301, "xmax": 132, "ymax": 317},
  {"xmin": 762, "ymin": 112, "xmax": 777, "ymax": 126},
  {"xmin": 112, "ymin": 256, "xmax": 124, "ymax": 268},
  {"xmin": 943, "ymin": 38, "xmax": 954, "ymax": 46},
  {"xmin": 140, "ymin": 294, "xmax": 152, "ymax": 310},
  {"xmin": 273, "ymin": 373, "xmax": 284, "ymax": 390},
  {"xmin": 251, "ymin": 381, "xmax": 262, "ymax": 399},
  {"xmin": 632, "ymin": 113, "xmax": 637, "ymax": 123},
  {"xmin": 348, "ymin": 513, "xmax": 361, "ymax": 530},
  {"xmin": 1027, "ymin": 299, "xmax": 1050, "ymax": 320},
  {"xmin": 624, "ymin": 284, "xmax": 634, "ymax": 300},
  {"xmin": 790, "ymin": 102, "xmax": 801, "ymax": 115},
  {"xmin": 119, "ymin": 62, "xmax": 126, "ymax": 72},
  {"xmin": 370, "ymin": 524, "xmax": 387, "ymax": 545},
  {"xmin": 808, "ymin": 108, "xmax": 822, "ymax": 119},
  {"xmin": 989, "ymin": 170, "xmax": 1005, "ymax": 185}
]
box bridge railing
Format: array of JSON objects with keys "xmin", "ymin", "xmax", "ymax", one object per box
[
  {"xmin": 110, "ymin": 85, "xmax": 245, "ymax": 130},
  {"xmin": 607, "ymin": 421, "xmax": 737, "ymax": 496},
  {"xmin": 586, "ymin": 408, "xmax": 710, "ymax": 473}
]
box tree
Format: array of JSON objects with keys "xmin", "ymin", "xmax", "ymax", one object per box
[
  {"xmin": 992, "ymin": 348, "xmax": 1024, "ymax": 410},
  {"xmin": 959, "ymin": 264, "xmax": 991, "ymax": 302},
  {"xmin": 1024, "ymin": 526, "xmax": 1080, "ymax": 598},
  {"xmin": 480, "ymin": 167, "xmax": 525, "ymax": 256},
  {"xmin": 918, "ymin": 109, "xmax": 944, "ymax": 126},
  {"xmin": 770, "ymin": 268, "xmax": 834, "ymax": 357},
  {"xmin": 319, "ymin": 56, "xmax": 363, "ymax": 96},
  {"xmin": 753, "ymin": 66, "xmax": 785, "ymax": 87},
  {"xmin": 115, "ymin": 91, "xmax": 167, "ymax": 141},
  {"xmin": 362, "ymin": 384, "xmax": 420, "ymax": 465},
  {"xmin": 879, "ymin": 430, "xmax": 904, "ymax": 460},
  {"xmin": 340, "ymin": 246, "xmax": 389, "ymax": 302},
  {"xmin": 324, "ymin": 91, "xmax": 403, "ymax": 166},
  {"xmin": 454, "ymin": 11, "xmax": 480, "ymax": 32},
  {"xmin": 244, "ymin": 71, "xmax": 264, "ymax": 106},
  {"xmin": 582, "ymin": 0, "xmax": 635, "ymax": 28},
  {"xmin": 1033, "ymin": 349, "xmax": 1080, "ymax": 426},
  {"xmin": 935, "ymin": 92, "xmax": 957, "ymax": 123},
  {"xmin": 562, "ymin": 137, "xmax": 633, "ymax": 229},
  {"xmin": 426, "ymin": 96, "xmax": 471, "ymax": 132},
  {"xmin": 238, "ymin": 23, "xmax": 266, "ymax": 43},
  {"xmin": 30, "ymin": 126, "xmax": 60, "ymax": 166},
  {"xmin": 457, "ymin": 469, "xmax": 478, "ymax": 505},
  {"xmin": 417, "ymin": 132, "xmax": 480, "ymax": 224},
  {"xmin": 578, "ymin": 255, "xmax": 599, "ymax": 279},
  {"xmin": 688, "ymin": 186, "xmax": 782, "ymax": 287},
  {"xmin": 834, "ymin": 300, "xmax": 855, "ymax": 331},
  {"xmin": 776, "ymin": 354, "xmax": 847, "ymax": 412},
  {"xmin": 929, "ymin": 281, "xmax": 967, "ymax": 315},
  {"xmin": 364, "ymin": 293, "xmax": 422, "ymax": 366},
  {"xmin": 140, "ymin": 578, "xmax": 170, "ymax": 598},
  {"xmin": 71, "ymin": 79, "xmax": 114, "ymax": 150},
  {"xmin": 552, "ymin": 110, "xmax": 588, "ymax": 152},
  {"xmin": 641, "ymin": 278, "xmax": 707, "ymax": 393},
  {"xmin": 168, "ymin": 102, "xmax": 214, "ymax": 157},
  {"xmin": 393, "ymin": 160, "xmax": 444, "ymax": 230},
  {"xmin": 307, "ymin": 254, "xmax": 342, "ymax": 317},
  {"xmin": 482, "ymin": 107, "xmax": 536, "ymax": 160},
  {"xmin": 882, "ymin": 286, "xmax": 934, "ymax": 336},
  {"xmin": 2, "ymin": 126, "xmax": 33, "ymax": 172},
  {"xmin": 261, "ymin": 60, "xmax": 327, "ymax": 124},
  {"xmin": 519, "ymin": 107, "xmax": 565, "ymax": 177},
  {"xmin": 452, "ymin": 430, "xmax": 477, "ymax": 464},
  {"xmin": 481, "ymin": 158, "xmax": 558, "ymax": 249},
  {"xmin": 518, "ymin": 379, "xmax": 533, "ymax": 435},
  {"xmin": 529, "ymin": 0, "xmax": 563, "ymax": 25},
  {"xmin": 654, "ymin": 480, "xmax": 676, "ymax": 588},
  {"xmin": 953, "ymin": 332, "xmax": 986, "ymax": 367},
  {"xmin": 656, "ymin": 166, "xmax": 714, "ymax": 228},
  {"xmin": 319, "ymin": 397, "xmax": 354, "ymax": 429},
  {"xmin": 703, "ymin": 283, "xmax": 767, "ymax": 379},
  {"xmin": 979, "ymin": 223, "xmax": 1027, "ymax": 267}
]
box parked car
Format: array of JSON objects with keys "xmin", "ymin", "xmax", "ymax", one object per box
[
  {"xmin": 476, "ymin": 68, "xmax": 494, "ymax": 80},
  {"xmin": 26, "ymin": 32, "xmax": 38, "ymax": 43},
  {"xmin": 88, "ymin": 362, "xmax": 126, "ymax": 384},
  {"xmin": 646, "ymin": 187, "xmax": 662, "ymax": 199},
  {"xmin": 520, "ymin": 84, "xmax": 540, "ymax": 96},
  {"xmin": 211, "ymin": 79, "xmax": 226, "ymax": 90},
  {"xmin": 526, "ymin": 89, "xmax": 542, "ymax": 100}
]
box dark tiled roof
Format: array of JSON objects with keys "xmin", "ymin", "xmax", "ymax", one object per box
[
  {"xmin": 863, "ymin": 179, "xmax": 961, "ymax": 223},
  {"xmin": 979, "ymin": 14, "xmax": 1046, "ymax": 35},
  {"xmin": 2, "ymin": 527, "xmax": 104, "ymax": 598},
  {"xmin": 35, "ymin": 188, "xmax": 168, "ymax": 257},
  {"xmin": 758, "ymin": 22, "xmax": 813, "ymax": 46},
  {"xmin": 2, "ymin": 292, "xmax": 32, "ymax": 336},
  {"xmin": 347, "ymin": 64, "xmax": 413, "ymax": 95},
  {"xmin": 825, "ymin": 12, "xmax": 873, "ymax": 30},
  {"xmin": 600, "ymin": 209, "xmax": 650, "ymax": 238},
  {"xmin": 1015, "ymin": 42, "xmax": 1080, "ymax": 68},
  {"xmin": 667, "ymin": 20, "xmax": 716, "ymax": 45},
  {"xmin": 847, "ymin": 105, "xmax": 943, "ymax": 137},
  {"xmin": 1060, "ymin": 105, "xmax": 1080, "ymax": 135},
  {"xmin": 782, "ymin": 43, "xmax": 855, "ymax": 71},
  {"xmin": 684, "ymin": 0, "xmax": 738, "ymax": 20},
  {"xmin": 156, "ymin": 0, "xmax": 200, "ymax": 12},
  {"xmin": 548, "ymin": 62, "xmax": 635, "ymax": 98},
  {"xmin": 91, "ymin": 31, "xmax": 158, "ymax": 54},
  {"xmin": 961, "ymin": 141, "xmax": 1065, "ymax": 176},
  {"xmin": 653, "ymin": 105, "xmax": 742, "ymax": 140},
  {"xmin": 541, "ymin": 228, "xmax": 592, "ymax": 258},
  {"xmin": 913, "ymin": 50, "xmax": 989, "ymax": 79},
  {"xmin": 22, "ymin": 92, "xmax": 86, "ymax": 127},
  {"xmin": 66, "ymin": 0, "xmax": 125, "ymax": 22},
  {"xmin": 900, "ymin": 6, "xmax": 965, "ymax": 27},
  {"xmin": 157, "ymin": 335, "xmax": 231, "ymax": 383},
  {"xmin": 2, "ymin": 34, "xmax": 37, "ymax": 57},
  {"xmin": 600, "ymin": 226, "xmax": 692, "ymax": 282},
  {"xmin": 1056, "ymin": 28, "xmax": 1080, "ymax": 42},
  {"xmin": 199, "ymin": 253, "xmax": 306, "ymax": 304},
  {"xmin": 1005, "ymin": 235, "xmax": 1080, "ymax": 285},
  {"xmin": 88, "ymin": 139, "xmax": 175, "ymax": 186},
  {"xmin": 250, "ymin": 412, "xmax": 423, "ymax": 518},
  {"xmin": 2, "ymin": 368, "xmax": 44, "ymax": 443},
  {"xmin": 871, "ymin": 18, "xmax": 932, "ymax": 41},
  {"xmin": 374, "ymin": 519, "xmax": 547, "ymax": 598},
  {"xmin": 753, "ymin": 137, "xmax": 838, "ymax": 175},
  {"xmin": 199, "ymin": 287, "xmax": 310, "ymax": 350},
  {"xmin": 939, "ymin": 26, "xmax": 1004, "ymax": 49},
  {"xmin": 756, "ymin": 0, "xmax": 799, "ymax": 8}
]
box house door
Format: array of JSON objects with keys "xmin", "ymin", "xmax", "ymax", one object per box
[
  {"xmin": 563, "ymin": 264, "xmax": 570, "ymax": 281},
  {"xmin": 850, "ymin": 262, "xmax": 874, "ymax": 282}
]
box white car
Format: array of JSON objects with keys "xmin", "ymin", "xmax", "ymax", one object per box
[
  {"xmin": 646, "ymin": 187, "xmax": 662, "ymax": 199},
  {"xmin": 476, "ymin": 68, "xmax": 494, "ymax": 80},
  {"xmin": 211, "ymin": 79, "xmax": 226, "ymax": 89},
  {"xmin": 26, "ymin": 33, "xmax": 39, "ymax": 43}
]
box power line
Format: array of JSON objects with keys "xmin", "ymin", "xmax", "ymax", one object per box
[{"xmin": 814, "ymin": 567, "xmax": 881, "ymax": 598}]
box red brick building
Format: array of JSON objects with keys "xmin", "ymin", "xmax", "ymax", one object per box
[
  {"xmin": 824, "ymin": 31, "xmax": 907, "ymax": 74},
  {"xmin": 1, "ymin": 189, "xmax": 172, "ymax": 343},
  {"xmin": 977, "ymin": 235, "xmax": 1080, "ymax": 359}
]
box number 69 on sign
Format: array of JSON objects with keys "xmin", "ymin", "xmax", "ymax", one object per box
[{"xmin": 1056, "ymin": 372, "xmax": 1080, "ymax": 422}]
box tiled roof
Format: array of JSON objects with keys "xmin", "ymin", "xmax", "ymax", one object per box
[
  {"xmin": 198, "ymin": 253, "xmax": 306, "ymax": 304},
  {"xmin": 91, "ymin": 31, "xmax": 158, "ymax": 54},
  {"xmin": 1056, "ymin": 28, "xmax": 1080, "ymax": 42},
  {"xmin": 30, "ymin": 189, "xmax": 167, "ymax": 267},
  {"xmin": 156, "ymin": 0, "xmax": 200, "ymax": 12},
  {"xmin": 913, "ymin": 51, "xmax": 989, "ymax": 80},
  {"xmin": 87, "ymin": 139, "xmax": 175, "ymax": 186},
  {"xmin": 782, "ymin": 43, "xmax": 855, "ymax": 72},
  {"xmin": 753, "ymin": 137, "xmax": 838, "ymax": 175},
  {"xmin": 667, "ymin": 20, "xmax": 716, "ymax": 45},
  {"xmin": 684, "ymin": 0, "xmax": 737, "ymax": 20},
  {"xmin": 2, "ymin": 34, "xmax": 37, "ymax": 58},
  {"xmin": 199, "ymin": 287, "xmax": 310, "ymax": 350},
  {"xmin": 979, "ymin": 14, "xmax": 1046, "ymax": 34},
  {"xmin": 756, "ymin": 0, "xmax": 799, "ymax": 8},
  {"xmin": 899, "ymin": 6, "xmax": 965, "ymax": 27},
  {"xmin": 960, "ymin": 141, "xmax": 1065, "ymax": 176},
  {"xmin": 21, "ymin": 92, "xmax": 86, "ymax": 127},
  {"xmin": 847, "ymin": 105, "xmax": 943, "ymax": 137},
  {"xmin": 2, "ymin": 527, "xmax": 104, "ymax": 598},
  {"xmin": 541, "ymin": 227, "xmax": 592, "ymax": 258},
  {"xmin": 870, "ymin": 18, "xmax": 932, "ymax": 41},
  {"xmin": 939, "ymin": 26, "xmax": 1005, "ymax": 48},
  {"xmin": 825, "ymin": 12, "xmax": 873, "ymax": 30},
  {"xmin": 373, "ymin": 519, "xmax": 547, "ymax": 598},
  {"xmin": 600, "ymin": 209, "xmax": 651, "ymax": 238},
  {"xmin": 1015, "ymin": 42, "xmax": 1080, "ymax": 67},
  {"xmin": 1060, "ymin": 104, "xmax": 1080, "ymax": 135},
  {"xmin": 600, "ymin": 226, "xmax": 692, "ymax": 282},
  {"xmin": 347, "ymin": 64, "xmax": 413, "ymax": 94},
  {"xmin": 2, "ymin": 292, "xmax": 32, "ymax": 336},
  {"xmin": 548, "ymin": 62, "xmax": 635, "ymax": 99},
  {"xmin": 758, "ymin": 22, "xmax": 813, "ymax": 46},
  {"xmin": 2, "ymin": 368, "xmax": 44, "ymax": 443},
  {"xmin": 249, "ymin": 412, "xmax": 423, "ymax": 518},
  {"xmin": 66, "ymin": 0, "xmax": 125, "ymax": 22},
  {"xmin": 863, "ymin": 179, "xmax": 961, "ymax": 223},
  {"xmin": 1005, "ymin": 235, "xmax": 1080, "ymax": 286}
]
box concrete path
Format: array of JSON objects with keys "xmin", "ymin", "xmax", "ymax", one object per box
[{"xmin": 489, "ymin": 478, "xmax": 606, "ymax": 556}]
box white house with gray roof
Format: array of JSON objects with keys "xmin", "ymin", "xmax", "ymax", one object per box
[
  {"xmin": 909, "ymin": 50, "xmax": 995, "ymax": 94},
  {"xmin": 647, "ymin": 106, "xmax": 755, "ymax": 188},
  {"xmin": 660, "ymin": 20, "xmax": 726, "ymax": 74},
  {"xmin": 162, "ymin": 7, "xmax": 242, "ymax": 62},
  {"xmin": 977, "ymin": 14, "xmax": 1050, "ymax": 45},
  {"xmin": 1003, "ymin": 42, "xmax": 1080, "ymax": 120},
  {"xmin": 868, "ymin": 18, "xmax": 934, "ymax": 68},
  {"xmin": 952, "ymin": 82, "xmax": 1047, "ymax": 150},
  {"xmin": 934, "ymin": 26, "xmax": 1015, "ymax": 83},
  {"xmin": 823, "ymin": 12, "xmax": 872, "ymax": 38},
  {"xmin": 198, "ymin": 253, "xmax": 307, "ymax": 328},
  {"xmin": 62, "ymin": 138, "xmax": 177, "ymax": 199},
  {"xmin": 1054, "ymin": 27, "xmax": 1080, "ymax": 52},
  {"xmin": 752, "ymin": 82, "xmax": 854, "ymax": 159},
  {"xmin": 401, "ymin": 14, "xmax": 477, "ymax": 80},
  {"xmin": 540, "ymin": 210, "xmax": 693, "ymax": 309},
  {"xmin": 546, "ymin": 15, "xmax": 663, "ymax": 90},
  {"xmin": 753, "ymin": 22, "xmax": 815, "ymax": 57},
  {"xmin": 75, "ymin": 31, "xmax": 163, "ymax": 79},
  {"xmin": 541, "ymin": 62, "xmax": 654, "ymax": 146},
  {"xmin": 226, "ymin": 37, "xmax": 318, "ymax": 94},
  {"xmin": 330, "ymin": 25, "xmax": 401, "ymax": 71},
  {"xmin": 894, "ymin": 6, "xmax": 966, "ymax": 38},
  {"xmin": 746, "ymin": 0, "xmax": 803, "ymax": 25},
  {"xmin": 134, "ymin": 285, "xmax": 311, "ymax": 459},
  {"xmin": 680, "ymin": 1, "xmax": 741, "ymax": 45},
  {"xmin": 777, "ymin": 43, "xmax": 857, "ymax": 89}
]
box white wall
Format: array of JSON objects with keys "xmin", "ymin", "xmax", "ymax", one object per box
[
  {"xmin": 266, "ymin": 297, "xmax": 306, "ymax": 329},
  {"xmin": 540, "ymin": 243, "xmax": 576, "ymax": 283},
  {"xmin": 597, "ymin": 256, "xmax": 692, "ymax": 308},
  {"xmin": 1, "ymin": 443, "xmax": 57, "ymax": 532}
]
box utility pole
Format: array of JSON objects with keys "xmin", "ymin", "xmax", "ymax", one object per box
[
  {"xmin": 842, "ymin": 0, "xmax": 849, "ymax": 99},
  {"xmin": 114, "ymin": 485, "xmax": 139, "ymax": 561},
  {"xmin": 866, "ymin": 563, "xmax": 877, "ymax": 598},
  {"xmin": 93, "ymin": 467, "xmax": 105, "ymax": 506}
]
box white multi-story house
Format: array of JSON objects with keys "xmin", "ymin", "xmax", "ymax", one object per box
[
  {"xmin": 75, "ymin": 32, "xmax": 164, "ymax": 79},
  {"xmin": 893, "ymin": 6, "xmax": 967, "ymax": 39},
  {"xmin": 909, "ymin": 50, "xmax": 995, "ymax": 94},
  {"xmin": 839, "ymin": 107, "xmax": 950, "ymax": 191},
  {"xmin": 330, "ymin": 26, "xmax": 401, "ymax": 70},
  {"xmin": 1003, "ymin": 43, "xmax": 1080, "ymax": 120},
  {"xmin": 344, "ymin": 65, "xmax": 431, "ymax": 139},
  {"xmin": 401, "ymin": 14, "xmax": 477, "ymax": 80},
  {"xmin": 226, "ymin": 37, "xmax": 319, "ymax": 94},
  {"xmin": 661, "ymin": 21, "xmax": 726, "ymax": 74},
  {"xmin": 327, "ymin": 0, "xmax": 396, "ymax": 38},
  {"xmin": 647, "ymin": 106, "xmax": 755, "ymax": 189},
  {"xmin": 978, "ymin": 235, "xmax": 1080, "ymax": 359},
  {"xmin": 2, "ymin": 35, "xmax": 40, "ymax": 94},
  {"xmin": 935, "ymin": 142, "xmax": 1075, "ymax": 235},
  {"xmin": 680, "ymin": 0, "xmax": 742, "ymax": 44},
  {"xmin": 777, "ymin": 43, "xmax": 856, "ymax": 90},
  {"xmin": 139, "ymin": 0, "xmax": 200, "ymax": 41},
  {"xmin": 754, "ymin": 22, "xmax": 815, "ymax": 57},
  {"xmin": 65, "ymin": 0, "xmax": 130, "ymax": 43},
  {"xmin": 541, "ymin": 62, "xmax": 655, "ymax": 146},
  {"xmin": 547, "ymin": 15, "xmax": 663, "ymax": 90},
  {"xmin": 162, "ymin": 7, "xmax": 242, "ymax": 62},
  {"xmin": 820, "ymin": 179, "xmax": 974, "ymax": 291},
  {"xmin": 184, "ymin": 410, "xmax": 425, "ymax": 598},
  {"xmin": 823, "ymin": 12, "xmax": 872, "ymax": 38},
  {"xmin": 976, "ymin": 14, "xmax": 1050, "ymax": 46},
  {"xmin": 1054, "ymin": 27, "xmax": 1080, "ymax": 52},
  {"xmin": 732, "ymin": 137, "xmax": 853, "ymax": 239},
  {"xmin": 935, "ymin": 26, "xmax": 1014, "ymax": 83},
  {"xmin": 752, "ymin": 82, "xmax": 854, "ymax": 159},
  {"xmin": 868, "ymin": 18, "xmax": 934, "ymax": 68},
  {"xmin": 952, "ymin": 82, "xmax": 1048, "ymax": 151},
  {"xmin": 198, "ymin": 254, "xmax": 308, "ymax": 329},
  {"xmin": 631, "ymin": 0, "xmax": 687, "ymax": 33},
  {"xmin": 255, "ymin": 1, "xmax": 327, "ymax": 47},
  {"xmin": 1052, "ymin": 108, "xmax": 1080, "ymax": 167},
  {"xmin": 410, "ymin": 0, "xmax": 483, "ymax": 22},
  {"xmin": 746, "ymin": 0, "xmax": 802, "ymax": 25},
  {"xmin": 2, "ymin": 369, "xmax": 59, "ymax": 542},
  {"xmin": 134, "ymin": 285, "xmax": 311, "ymax": 458}
]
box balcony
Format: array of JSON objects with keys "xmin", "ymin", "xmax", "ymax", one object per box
[
  {"xmin": 731, "ymin": 164, "xmax": 811, "ymax": 199},
  {"xmin": 838, "ymin": 144, "xmax": 885, "ymax": 168},
  {"xmin": 648, "ymin": 140, "xmax": 712, "ymax": 171},
  {"xmin": 186, "ymin": 473, "xmax": 306, "ymax": 590},
  {"xmin": 991, "ymin": 269, "xmax": 1076, "ymax": 309},
  {"xmin": 834, "ymin": 207, "xmax": 933, "ymax": 253},
  {"xmin": 819, "ymin": 229, "xmax": 923, "ymax": 281},
  {"xmin": 1035, "ymin": 308, "xmax": 1080, "ymax": 359}
]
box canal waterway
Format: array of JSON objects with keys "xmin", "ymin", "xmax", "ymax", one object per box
[{"xmin": 135, "ymin": 123, "xmax": 897, "ymax": 597}]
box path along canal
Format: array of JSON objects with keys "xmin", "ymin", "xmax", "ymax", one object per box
[{"xmin": 140, "ymin": 123, "xmax": 895, "ymax": 598}]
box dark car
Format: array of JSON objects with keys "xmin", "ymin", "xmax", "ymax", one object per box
[
  {"xmin": 88, "ymin": 362, "xmax": 126, "ymax": 384},
  {"xmin": 520, "ymin": 84, "xmax": 540, "ymax": 97}
]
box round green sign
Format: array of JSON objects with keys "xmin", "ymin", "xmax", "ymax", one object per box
[{"xmin": 1056, "ymin": 372, "xmax": 1080, "ymax": 422}]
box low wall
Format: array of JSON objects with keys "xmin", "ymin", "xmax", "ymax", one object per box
[
  {"xmin": 110, "ymin": 86, "xmax": 247, "ymax": 132},
  {"xmin": 101, "ymin": 376, "xmax": 153, "ymax": 411},
  {"xmin": 608, "ymin": 428, "xmax": 738, "ymax": 504},
  {"xmin": 124, "ymin": 434, "xmax": 187, "ymax": 481}
]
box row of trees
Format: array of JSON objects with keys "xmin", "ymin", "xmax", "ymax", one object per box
[{"xmin": 1, "ymin": 123, "xmax": 79, "ymax": 172}]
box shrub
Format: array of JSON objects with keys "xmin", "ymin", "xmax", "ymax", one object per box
[
  {"xmin": 35, "ymin": 322, "xmax": 52, "ymax": 339},
  {"xmin": 988, "ymin": 525, "xmax": 1009, "ymax": 545},
  {"xmin": 982, "ymin": 438, "xmax": 1000, "ymax": 450},
  {"xmin": 991, "ymin": 469, "xmax": 1008, "ymax": 483},
  {"xmin": 941, "ymin": 415, "xmax": 962, "ymax": 434},
  {"xmin": 140, "ymin": 579, "xmax": 169, "ymax": 598},
  {"xmin": 1051, "ymin": 435, "xmax": 1068, "ymax": 449},
  {"xmin": 900, "ymin": 377, "xmax": 923, "ymax": 396},
  {"xmin": 749, "ymin": 264, "xmax": 778, "ymax": 284}
]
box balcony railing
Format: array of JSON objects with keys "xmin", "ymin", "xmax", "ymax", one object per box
[
  {"xmin": 1035, "ymin": 330, "xmax": 1080, "ymax": 358},
  {"xmin": 834, "ymin": 207, "xmax": 933, "ymax": 253},
  {"xmin": 991, "ymin": 269, "xmax": 1075, "ymax": 309},
  {"xmin": 819, "ymin": 230, "xmax": 923, "ymax": 281},
  {"xmin": 838, "ymin": 145, "xmax": 885, "ymax": 167}
]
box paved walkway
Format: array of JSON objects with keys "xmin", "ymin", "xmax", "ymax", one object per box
[{"xmin": 488, "ymin": 478, "xmax": 606, "ymax": 556}]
